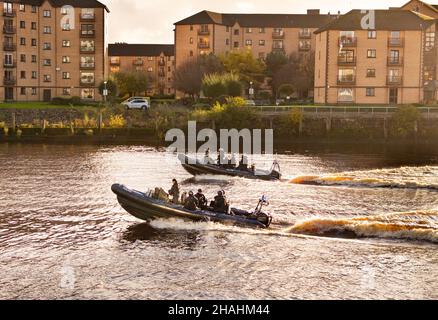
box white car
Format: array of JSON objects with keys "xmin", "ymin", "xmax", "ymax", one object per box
[
  {"xmin": 245, "ymin": 99, "xmax": 256, "ymax": 106},
  {"xmin": 122, "ymin": 98, "xmax": 150, "ymax": 110}
]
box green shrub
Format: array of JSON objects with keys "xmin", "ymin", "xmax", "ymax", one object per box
[{"xmin": 390, "ymin": 105, "xmax": 421, "ymax": 138}]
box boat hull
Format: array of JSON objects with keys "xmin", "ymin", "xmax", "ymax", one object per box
[{"xmin": 112, "ymin": 184, "xmax": 271, "ymax": 229}]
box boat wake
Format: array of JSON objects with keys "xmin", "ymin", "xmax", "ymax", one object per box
[
  {"xmin": 289, "ymin": 166, "xmax": 438, "ymax": 191},
  {"xmin": 288, "ymin": 211, "xmax": 438, "ymax": 244}
]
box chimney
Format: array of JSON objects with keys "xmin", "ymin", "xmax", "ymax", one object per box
[{"xmin": 307, "ymin": 9, "xmax": 320, "ymax": 15}]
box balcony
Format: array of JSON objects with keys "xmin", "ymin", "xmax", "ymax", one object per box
[
  {"xmin": 4, "ymin": 62, "xmax": 16, "ymax": 68},
  {"xmin": 80, "ymin": 14, "xmax": 96, "ymax": 22},
  {"xmin": 272, "ymin": 31, "xmax": 285, "ymax": 39},
  {"xmin": 198, "ymin": 29, "xmax": 210, "ymax": 36},
  {"xmin": 198, "ymin": 42, "xmax": 210, "ymax": 49},
  {"xmin": 387, "ymin": 57, "xmax": 404, "ymax": 66},
  {"xmin": 339, "ymin": 37, "xmax": 357, "ymax": 47},
  {"xmin": 133, "ymin": 59, "xmax": 144, "ymax": 66},
  {"xmin": 80, "ymin": 47, "xmax": 95, "ymax": 54},
  {"xmin": 299, "ymin": 44, "xmax": 311, "ymax": 51},
  {"xmin": 80, "ymin": 81, "xmax": 95, "ymax": 87},
  {"xmin": 80, "ymin": 63, "xmax": 95, "ymax": 70},
  {"xmin": 272, "ymin": 46, "xmax": 285, "ymax": 53},
  {"xmin": 3, "ymin": 43, "xmax": 16, "ymax": 51},
  {"xmin": 3, "ymin": 26, "xmax": 16, "ymax": 34},
  {"xmin": 337, "ymin": 56, "xmax": 357, "ymax": 66},
  {"xmin": 337, "ymin": 75, "xmax": 356, "ymax": 85},
  {"xmin": 387, "ymin": 76, "xmax": 403, "ymax": 85},
  {"xmin": 110, "ymin": 59, "xmax": 120, "ymax": 66},
  {"xmin": 4, "ymin": 77, "xmax": 16, "ymax": 85},
  {"xmin": 388, "ymin": 38, "xmax": 404, "ymax": 47},
  {"xmin": 299, "ymin": 31, "xmax": 312, "ymax": 39},
  {"xmin": 3, "ymin": 10, "xmax": 16, "ymax": 17},
  {"xmin": 80, "ymin": 30, "xmax": 95, "ymax": 38}
]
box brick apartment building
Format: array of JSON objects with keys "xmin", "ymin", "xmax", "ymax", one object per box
[
  {"xmin": 108, "ymin": 43, "xmax": 175, "ymax": 96},
  {"xmin": 314, "ymin": 8, "xmax": 438, "ymax": 105},
  {"xmin": 0, "ymin": 0, "xmax": 108, "ymax": 102},
  {"xmin": 173, "ymin": 9, "xmax": 335, "ymax": 69}
]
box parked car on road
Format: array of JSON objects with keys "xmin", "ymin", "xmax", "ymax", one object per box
[
  {"xmin": 245, "ymin": 99, "xmax": 256, "ymax": 106},
  {"xmin": 122, "ymin": 98, "xmax": 150, "ymax": 110}
]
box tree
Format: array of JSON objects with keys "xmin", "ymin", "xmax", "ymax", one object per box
[
  {"xmin": 201, "ymin": 73, "xmax": 242, "ymax": 99},
  {"xmin": 113, "ymin": 71, "xmax": 150, "ymax": 97},
  {"xmin": 265, "ymin": 51, "xmax": 288, "ymax": 77},
  {"xmin": 98, "ymin": 79, "xmax": 118, "ymax": 103},
  {"xmin": 219, "ymin": 49, "xmax": 266, "ymax": 84},
  {"xmin": 173, "ymin": 59, "xmax": 204, "ymax": 99},
  {"xmin": 199, "ymin": 53, "xmax": 225, "ymax": 75}
]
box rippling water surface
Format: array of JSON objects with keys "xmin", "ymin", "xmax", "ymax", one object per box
[{"xmin": 0, "ymin": 143, "xmax": 437, "ymax": 300}]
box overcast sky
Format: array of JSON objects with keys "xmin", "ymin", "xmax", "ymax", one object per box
[{"xmin": 104, "ymin": 0, "xmax": 408, "ymax": 44}]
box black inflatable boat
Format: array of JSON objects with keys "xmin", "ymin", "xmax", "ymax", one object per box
[
  {"xmin": 178, "ymin": 154, "xmax": 281, "ymax": 181},
  {"xmin": 112, "ymin": 184, "xmax": 273, "ymax": 229}
]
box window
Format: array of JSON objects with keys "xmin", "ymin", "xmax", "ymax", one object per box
[
  {"xmin": 62, "ymin": 23, "xmax": 71, "ymax": 31},
  {"xmin": 63, "ymin": 88, "xmax": 71, "ymax": 96},
  {"xmin": 43, "ymin": 10, "xmax": 51, "ymax": 17},
  {"xmin": 62, "ymin": 72, "xmax": 70, "ymax": 79},
  {"xmin": 234, "ymin": 42, "xmax": 239, "ymax": 48},
  {"xmin": 43, "ymin": 59, "xmax": 51, "ymax": 66},
  {"xmin": 245, "ymin": 39, "xmax": 252, "ymax": 46},
  {"xmin": 190, "ymin": 25, "xmax": 193, "ymax": 31},
  {"xmin": 299, "ymin": 40, "xmax": 311, "ymax": 51},
  {"xmin": 226, "ymin": 39, "xmax": 230, "ymax": 45},
  {"xmin": 338, "ymin": 88, "xmax": 354, "ymax": 102},
  {"xmin": 43, "ymin": 75, "xmax": 51, "ymax": 82},
  {"xmin": 80, "ymin": 72, "xmax": 94, "ymax": 84},
  {"xmin": 273, "ymin": 40, "xmax": 283, "ymax": 49},
  {"xmin": 368, "ymin": 31, "xmax": 376, "ymax": 39},
  {"xmin": 62, "ymin": 40, "xmax": 71, "ymax": 47},
  {"xmin": 367, "ymin": 69, "xmax": 376, "ymax": 77},
  {"xmin": 62, "ymin": 56, "xmax": 71, "ymax": 63},
  {"xmin": 234, "ymin": 29, "xmax": 239, "ymax": 35},
  {"xmin": 43, "ymin": 42, "xmax": 51, "ymax": 50},
  {"xmin": 81, "ymin": 56, "xmax": 95, "ymax": 68},
  {"xmin": 20, "ymin": 87, "xmax": 26, "ymax": 95},
  {"xmin": 81, "ymin": 89, "xmax": 94, "ymax": 100},
  {"xmin": 81, "ymin": 8, "xmax": 95, "ymax": 20},
  {"xmin": 189, "ymin": 37, "xmax": 193, "ymax": 44},
  {"xmin": 20, "ymin": 54, "xmax": 26, "ymax": 62},
  {"xmin": 259, "ymin": 27, "xmax": 265, "ymax": 33},
  {"xmin": 31, "ymin": 71, "xmax": 37, "ymax": 79},
  {"xmin": 338, "ymin": 49, "xmax": 355, "ymax": 63},
  {"xmin": 366, "ymin": 88, "xmax": 375, "ymax": 97},
  {"xmin": 31, "ymin": 22, "xmax": 37, "ymax": 30},
  {"xmin": 259, "ymin": 40, "xmax": 265, "ymax": 46},
  {"xmin": 20, "ymin": 21, "xmax": 25, "ymax": 29},
  {"xmin": 339, "ymin": 31, "xmax": 355, "ymax": 45},
  {"xmin": 259, "ymin": 52, "xmax": 265, "ymax": 60},
  {"xmin": 20, "ymin": 71, "xmax": 26, "ymax": 79},
  {"xmin": 19, "ymin": 4, "xmax": 25, "ymax": 12},
  {"xmin": 4, "ymin": 54, "xmax": 13, "ymax": 66},
  {"xmin": 147, "ymin": 67, "xmax": 153, "ymax": 72},
  {"xmin": 61, "ymin": 7, "xmax": 68, "ymax": 15},
  {"xmin": 31, "ymin": 39, "xmax": 37, "ymax": 46},
  {"xmin": 31, "ymin": 6, "xmax": 37, "ymax": 13},
  {"xmin": 31, "ymin": 87, "xmax": 37, "ymax": 95},
  {"xmin": 426, "ymin": 32, "xmax": 435, "ymax": 52},
  {"xmin": 367, "ymin": 49, "xmax": 376, "ymax": 58},
  {"xmin": 80, "ymin": 40, "xmax": 95, "ymax": 52},
  {"xmin": 81, "ymin": 24, "xmax": 95, "ymax": 36},
  {"xmin": 338, "ymin": 69, "xmax": 355, "ymax": 82},
  {"xmin": 31, "ymin": 55, "xmax": 37, "ymax": 63},
  {"xmin": 246, "ymin": 28, "xmax": 252, "ymax": 33},
  {"xmin": 20, "ymin": 38, "xmax": 26, "ymax": 46},
  {"xmin": 43, "ymin": 26, "xmax": 51, "ymax": 34},
  {"xmin": 189, "ymin": 50, "xmax": 193, "ymax": 57}
]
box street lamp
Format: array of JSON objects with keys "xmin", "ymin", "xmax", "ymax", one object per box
[{"xmin": 249, "ymin": 81, "xmax": 254, "ymax": 99}]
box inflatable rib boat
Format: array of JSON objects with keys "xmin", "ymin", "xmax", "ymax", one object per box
[{"xmin": 112, "ymin": 184, "xmax": 273, "ymax": 229}]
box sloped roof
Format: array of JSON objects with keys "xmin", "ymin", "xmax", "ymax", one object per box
[
  {"xmin": 12, "ymin": 0, "xmax": 109, "ymax": 12},
  {"xmin": 175, "ymin": 10, "xmax": 334, "ymax": 28},
  {"xmin": 315, "ymin": 9, "xmax": 434, "ymax": 34},
  {"xmin": 108, "ymin": 44, "xmax": 175, "ymax": 57}
]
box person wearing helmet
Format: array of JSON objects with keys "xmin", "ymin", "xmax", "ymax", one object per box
[
  {"xmin": 184, "ymin": 191, "xmax": 199, "ymax": 211},
  {"xmin": 213, "ymin": 190, "xmax": 228, "ymax": 213},
  {"xmin": 168, "ymin": 179, "xmax": 180, "ymax": 204},
  {"xmin": 195, "ymin": 189, "xmax": 207, "ymax": 210}
]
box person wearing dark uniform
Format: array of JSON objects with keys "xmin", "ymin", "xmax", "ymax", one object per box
[
  {"xmin": 195, "ymin": 189, "xmax": 207, "ymax": 210},
  {"xmin": 184, "ymin": 191, "xmax": 199, "ymax": 211},
  {"xmin": 213, "ymin": 191, "xmax": 228, "ymax": 213},
  {"xmin": 168, "ymin": 179, "xmax": 180, "ymax": 204}
]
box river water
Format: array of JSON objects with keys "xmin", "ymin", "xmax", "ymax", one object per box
[{"xmin": 0, "ymin": 143, "xmax": 437, "ymax": 300}]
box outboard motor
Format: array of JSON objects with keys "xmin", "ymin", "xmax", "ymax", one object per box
[
  {"xmin": 270, "ymin": 160, "xmax": 282, "ymax": 179},
  {"xmin": 254, "ymin": 195, "xmax": 273, "ymax": 227}
]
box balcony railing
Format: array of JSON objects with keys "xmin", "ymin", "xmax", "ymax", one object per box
[
  {"xmin": 133, "ymin": 59, "xmax": 144, "ymax": 66},
  {"xmin": 80, "ymin": 63, "xmax": 95, "ymax": 69},
  {"xmin": 80, "ymin": 30, "xmax": 95, "ymax": 38},
  {"xmin": 3, "ymin": 10, "xmax": 16, "ymax": 17},
  {"xmin": 388, "ymin": 38, "xmax": 404, "ymax": 47},
  {"xmin": 337, "ymin": 75, "xmax": 356, "ymax": 85},
  {"xmin": 3, "ymin": 26, "xmax": 16, "ymax": 34},
  {"xmin": 80, "ymin": 80, "xmax": 95, "ymax": 87},
  {"xmin": 272, "ymin": 46, "xmax": 285, "ymax": 52},
  {"xmin": 272, "ymin": 31, "xmax": 285, "ymax": 39},
  {"xmin": 339, "ymin": 37, "xmax": 357, "ymax": 47},
  {"xmin": 3, "ymin": 77, "xmax": 15, "ymax": 85},
  {"xmin": 387, "ymin": 57, "xmax": 404, "ymax": 66},
  {"xmin": 110, "ymin": 60, "xmax": 120, "ymax": 66},
  {"xmin": 80, "ymin": 14, "xmax": 96, "ymax": 22},
  {"xmin": 3, "ymin": 43, "xmax": 16, "ymax": 51},
  {"xmin": 198, "ymin": 29, "xmax": 210, "ymax": 36},
  {"xmin": 387, "ymin": 76, "xmax": 403, "ymax": 85},
  {"xmin": 198, "ymin": 43, "xmax": 210, "ymax": 49},
  {"xmin": 299, "ymin": 45, "xmax": 311, "ymax": 51},
  {"xmin": 337, "ymin": 56, "xmax": 357, "ymax": 66},
  {"xmin": 4, "ymin": 62, "xmax": 16, "ymax": 68},
  {"xmin": 80, "ymin": 47, "xmax": 95, "ymax": 53},
  {"xmin": 299, "ymin": 31, "xmax": 312, "ymax": 39}
]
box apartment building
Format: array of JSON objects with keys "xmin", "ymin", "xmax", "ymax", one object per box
[
  {"xmin": 401, "ymin": 0, "xmax": 438, "ymax": 18},
  {"xmin": 108, "ymin": 43, "xmax": 175, "ymax": 96},
  {"xmin": 0, "ymin": 0, "xmax": 108, "ymax": 102},
  {"xmin": 174, "ymin": 10, "xmax": 335, "ymax": 69},
  {"xmin": 314, "ymin": 9, "xmax": 437, "ymax": 105}
]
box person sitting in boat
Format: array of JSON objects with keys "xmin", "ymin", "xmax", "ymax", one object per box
[
  {"xmin": 195, "ymin": 189, "xmax": 208, "ymax": 210},
  {"xmin": 213, "ymin": 191, "xmax": 228, "ymax": 213},
  {"xmin": 168, "ymin": 179, "xmax": 180, "ymax": 204},
  {"xmin": 184, "ymin": 191, "xmax": 199, "ymax": 211}
]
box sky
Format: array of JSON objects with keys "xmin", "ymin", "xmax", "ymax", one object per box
[{"xmin": 104, "ymin": 0, "xmax": 409, "ymax": 44}]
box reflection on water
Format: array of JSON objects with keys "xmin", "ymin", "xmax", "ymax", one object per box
[{"xmin": 0, "ymin": 143, "xmax": 437, "ymax": 300}]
